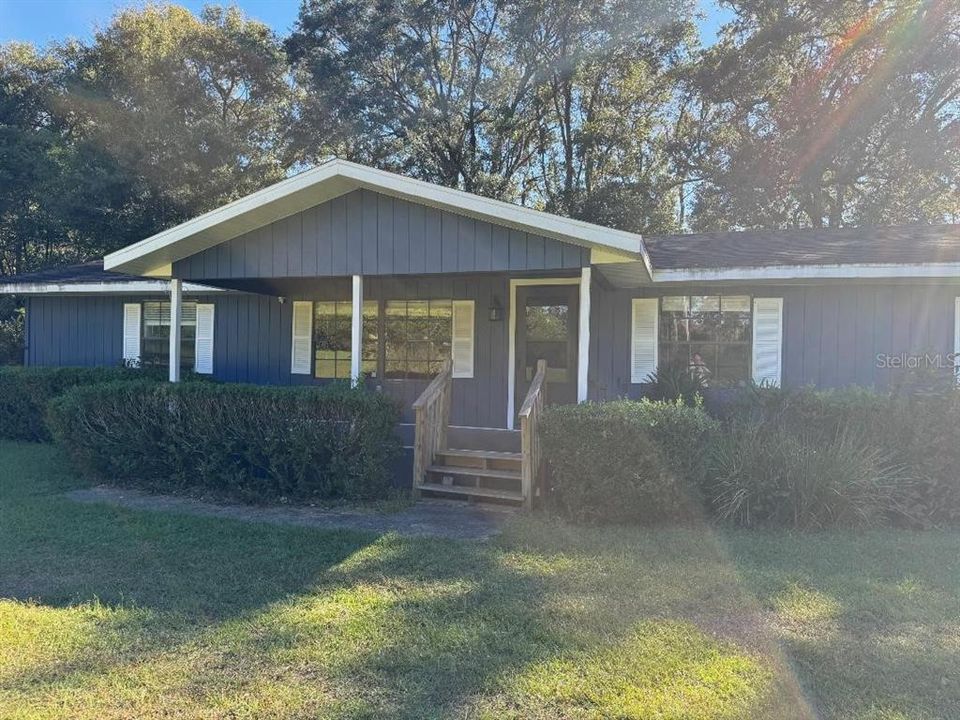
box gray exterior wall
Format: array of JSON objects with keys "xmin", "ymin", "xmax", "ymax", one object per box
[
  {"xmin": 588, "ymin": 280, "xmax": 960, "ymax": 399},
  {"xmin": 24, "ymin": 294, "xmax": 220, "ymax": 368},
  {"xmin": 172, "ymin": 188, "xmax": 590, "ymax": 281},
  {"xmin": 24, "ymin": 278, "xmax": 960, "ymax": 428},
  {"xmin": 25, "ymin": 276, "xmax": 513, "ymax": 427}
]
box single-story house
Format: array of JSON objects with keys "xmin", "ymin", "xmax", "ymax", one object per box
[{"xmin": 3, "ymin": 159, "xmax": 960, "ymax": 504}]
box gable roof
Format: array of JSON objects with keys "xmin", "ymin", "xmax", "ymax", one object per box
[
  {"xmin": 104, "ymin": 158, "xmax": 649, "ymax": 277},
  {"xmin": 645, "ymin": 225, "xmax": 960, "ymax": 270}
]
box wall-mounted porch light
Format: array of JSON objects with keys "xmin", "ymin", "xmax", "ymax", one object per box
[{"xmin": 488, "ymin": 297, "xmax": 503, "ymax": 322}]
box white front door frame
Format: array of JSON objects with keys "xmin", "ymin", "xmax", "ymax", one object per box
[{"xmin": 506, "ymin": 275, "xmax": 589, "ymax": 429}]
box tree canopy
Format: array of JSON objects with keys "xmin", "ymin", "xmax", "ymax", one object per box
[{"xmin": 0, "ymin": 0, "xmax": 957, "ymax": 278}]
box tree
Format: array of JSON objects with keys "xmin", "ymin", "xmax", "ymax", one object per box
[
  {"xmin": 0, "ymin": 4, "xmax": 299, "ymax": 277},
  {"xmin": 287, "ymin": 0, "xmax": 697, "ymax": 232},
  {"xmin": 0, "ymin": 43, "xmax": 71, "ymax": 275},
  {"xmin": 687, "ymin": 0, "xmax": 960, "ymax": 230},
  {"xmin": 61, "ymin": 4, "xmax": 299, "ymax": 245}
]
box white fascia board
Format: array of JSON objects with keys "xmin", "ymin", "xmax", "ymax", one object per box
[
  {"xmin": 0, "ymin": 281, "xmax": 229, "ymax": 295},
  {"xmin": 652, "ymin": 262, "xmax": 960, "ymax": 283},
  {"xmin": 104, "ymin": 158, "xmax": 646, "ymax": 276},
  {"xmin": 341, "ymin": 161, "xmax": 645, "ymax": 255}
]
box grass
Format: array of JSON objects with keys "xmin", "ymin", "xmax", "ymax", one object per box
[{"xmin": 1, "ymin": 442, "xmax": 958, "ymax": 719}]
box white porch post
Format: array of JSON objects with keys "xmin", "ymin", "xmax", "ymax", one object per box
[
  {"xmin": 577, "ymin": 266, "xmax": 591, "ymax": 402},
  {"xmin": 351, "ymin": 274, "xmax": 363, "ymax": 384},
  {"xmin": 169, "ymin": 278, "xmax": 182, "ymax": 383}
]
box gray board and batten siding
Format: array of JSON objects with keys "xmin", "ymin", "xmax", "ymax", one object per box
[
  {"xmin": 23, "ymin": 294, "xmax": 220, "ymax": 368},
  {"xmin": 24, "ymin": 276, "xmax": 513, "ymax": 429},
  {"xmin": 26, "ymin": 278, "xmax": 960, "ymax": 426},
  {"xmin": 173, "ymin": 188, "xmax": 591, "ymax": 282},
  {"xmin": 589, "ymin": 280, "xmax": 960, "ymax": 399}
]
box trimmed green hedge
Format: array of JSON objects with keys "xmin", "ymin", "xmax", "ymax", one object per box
[
  {"xmin": 540, "ymin": 399, "xmax": 718, "ymax": 524},
  {"xmin": 541, "ymin": 388, "xmax": 960, "ymax": 529},
  {"xmin": 0, "ymin": 366, "xmax": 152, "ymax": 441},
  {"xmin": 48, "ymin": 381, "xmax": 402, "ymax": 503}
]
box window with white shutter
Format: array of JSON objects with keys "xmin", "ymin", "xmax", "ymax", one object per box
[
  {"xmin": 122, "ymin": 303, "xmax": 141, "ymax": 364},
  {"xmin": 194, "ymin": 304, "xmax": 215, "ymax": 374},
  {"xmin": 451, "ymin": 300, "xmax": 475, "ymax": 378},
  {"xmin": 752, "ymin": 297, "xmax": 783, "ymax": 386},
  {"xmin": 291, "ymin": 301, "xmax": 313, "ymax": 374},
  {"xmin": 631, "ymin": 298, "xmax": 659, "ymax": 383}
]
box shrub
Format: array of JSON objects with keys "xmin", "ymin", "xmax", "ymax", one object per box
[
  {"xmin": 540, "ymin": 399, "xmax": 718, "ymax": 524},
  {"xmin": 0, "ymin": 366, "xmax": 150, "ymax": 441},
  {"xmin": 0, "ymin": 301, "xmax": 23, "ymax": 365},
  {"xmin": 643, "ymin": 362, "xmax": 706, "ymax": 406},
  {"xmin": 712, "ymin": 385, "xmax": 960, "ymax": 528},
  {"xmin": 48, "ymin": 380, "xmax": 402, "ymax": 503},
  {"xmin": 709, "ymin": 422, "xmax": 912, "ymax": 529}
]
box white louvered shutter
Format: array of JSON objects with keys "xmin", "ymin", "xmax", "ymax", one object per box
[
  {"xmin": 451, "ymin": 300, "xmax": 475, "ymax": 378},
  {"xmin": 752, "ymin": 297, "xmax": 784, "ymax": 386},
  {"xmin": 194, "ymin": 304, "xmax": 215, "ymax": 374},
  {"xmin": 122, "ymin": 303, "xmax": 141, "ymax": 364},
  {"xmin": 290, "ymin": 301, "xmax": 313, "ymax": 374},
  {"xmin": 631, "ymin": 298, "xmax": 659, "ymax": 383}
]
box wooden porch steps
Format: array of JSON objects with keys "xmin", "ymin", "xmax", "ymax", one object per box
[
  {"xmin": 413, "ymin": 359, "xmax": 547, "ymax": 509},
  {"xmin": 417, "ymin": 482, "xmax": 524, "ymax": 502},
  {"xmin": 427, "ymin": 464, "xmax": 521, "ymax": 481},
  {"xmin": 422, "ymin": 450, "xmax": 524, "ymax": 505}
]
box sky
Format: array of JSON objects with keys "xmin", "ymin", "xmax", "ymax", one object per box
[{"xmin": 0, "ymin": 0, "xmax": 734, "ymax": 47}]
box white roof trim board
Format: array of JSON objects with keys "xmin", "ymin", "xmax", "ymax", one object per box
[
  {"xmin": 104, "ymin": 158, "xmax": 647, "ymax": 277},
  {"xmin": 652, "ymin": 263, "xmax": 960, "ymax": 283},
  {"xmin": 0, "ymin": 281, "xmax": 227, "ymax": 295}
]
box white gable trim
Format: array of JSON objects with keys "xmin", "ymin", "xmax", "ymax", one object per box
[{"xmin": 104, "ymin": 159, "xmax": 646, "ymax": 276}]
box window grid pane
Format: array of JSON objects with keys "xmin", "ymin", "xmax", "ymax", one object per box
[
  {"xmin": 141, "ymin": 301, "xmax": 196, "ymax": 370},
  {"xmin": 658, "ymin": 295, "xmax": 752, "ymax": 386},
  {"xmin": 384, "ymin": 299, "xmax": 453, "ymax": 380}
]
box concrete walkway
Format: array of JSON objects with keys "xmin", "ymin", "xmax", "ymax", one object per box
[{"xmin": 66, "ymin": 486, "xmax": 510, "ymax": 541}]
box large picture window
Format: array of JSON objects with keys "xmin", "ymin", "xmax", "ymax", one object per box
[
  {"xmin": 302, "ymin": 298, "xmax": 471, "ymax": 381},
  {"xmin": 313, "ymin": 301, "xmax": 378, "ymax": 379},
  {"xmin": 384, "ymin": 300, "xmax": 453, "ymax": 379},
  {"xmin": 659, "ymin": 295, "xmax": 752, "ymax": 384},
  {"xmin": 142, "ymin": 301, "xmax": 196, "ymax": 369}
]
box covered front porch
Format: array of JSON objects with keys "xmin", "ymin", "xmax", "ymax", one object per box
[{"xmin": 161, "ymin": 267, "xmax": 596, "ymax": 508}]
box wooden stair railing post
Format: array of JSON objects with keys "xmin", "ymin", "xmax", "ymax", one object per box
[
  {"xmin": 412, "ymin": 358, "xmax": 453, "ymax": 497},
  {"xmin": 519, "ymin": 359, "xmax": 547, "ymax": 511}
]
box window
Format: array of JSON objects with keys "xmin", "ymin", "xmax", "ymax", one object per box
[
  {"xmin": 297, "ymin": 297, "xmax": 473, "ymax": 381},
  {"xmin": 313, "ymin": 301, "xmax": 378, "ymax": 379},
  {"xmin": 142, "ymin": 301, "xmax": 196, "ymax": 369},
  {"xmin": 659, "ymin": 295, "xmax": 752, "ymax": 384},
  {"xmin": 384, "ymin": 300, "xmax": 453, "ymax": 379}
]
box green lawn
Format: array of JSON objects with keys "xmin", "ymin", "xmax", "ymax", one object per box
[{"xmin": 1, "ymin": 442, "xmax": 958, "ymax": 719}]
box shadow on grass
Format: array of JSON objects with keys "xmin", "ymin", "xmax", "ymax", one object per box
[{"xmin": 0, "ymin": 442, "xmax": 833, "ymax": 718}]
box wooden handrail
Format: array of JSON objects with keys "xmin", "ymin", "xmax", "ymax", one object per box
[
  {"xmin": 412, "ymin": 358, "xmax": 453, "ymax": 494},
  {"xmin": 518, "ymin": 359, "xmax": 547, "ymax": 510}
]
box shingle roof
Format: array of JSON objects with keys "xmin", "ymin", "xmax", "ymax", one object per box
[
  {"xmin": 644, "ymin": 224, "xmax": 960, "ymax": 270},
  {"xmin": 1, "ymin": 260, "xmax": 144, "ymax": 285}
]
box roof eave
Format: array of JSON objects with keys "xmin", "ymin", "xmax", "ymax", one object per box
[{"xmin": 652, "ymin": 262, "xmax": 960, "ymax": 282}]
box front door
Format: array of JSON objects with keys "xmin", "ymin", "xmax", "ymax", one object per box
[{"xmin": 514, "ymin": 284, "xmax": 579, "ymax": 417}]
